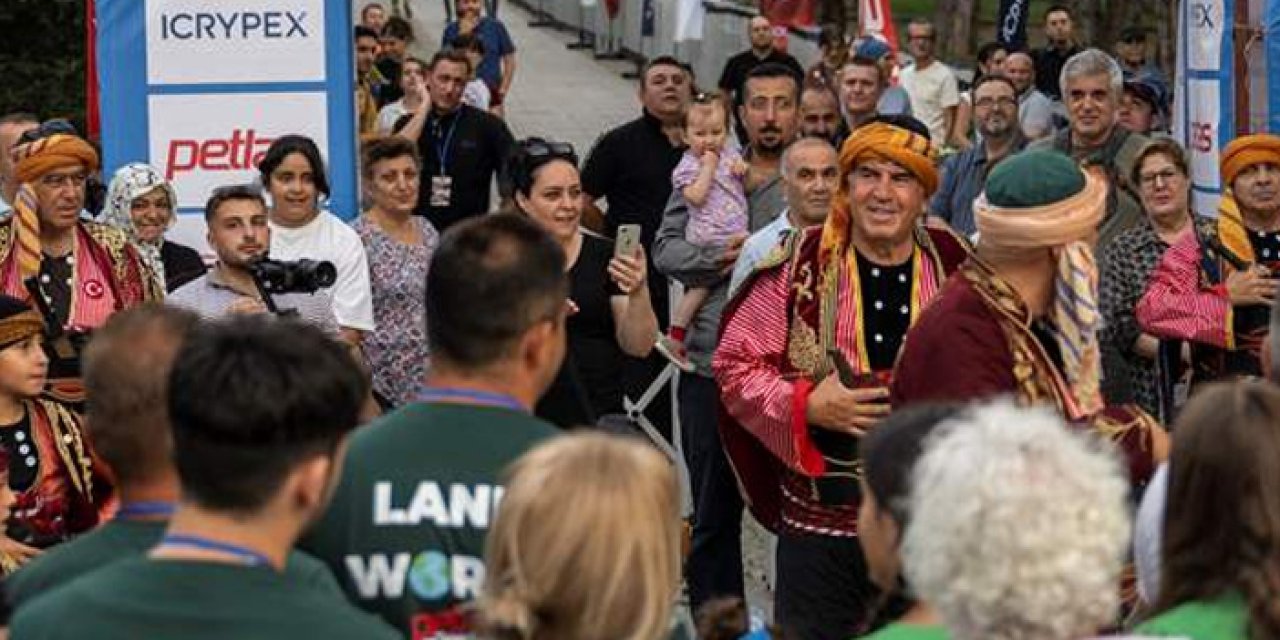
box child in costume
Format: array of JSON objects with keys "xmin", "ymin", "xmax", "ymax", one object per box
[{"xmin": 0, "ymin": 294, "xmax": 110, "ymax": 558}]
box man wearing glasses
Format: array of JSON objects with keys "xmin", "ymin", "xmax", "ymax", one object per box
[
  {"xmin": 0, "ymin": 123, "xmax": 162, "ymax": 384},
  {"xmin": 929, "ymin": 75, "xmax": 1027, "ymax": 238}
]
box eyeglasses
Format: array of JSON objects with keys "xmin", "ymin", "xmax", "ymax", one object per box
[
  {"xmin": 1139, "ymin": 168, "xmax": 1182, "ymax": 188},
  {"xmin": 522, "ymin": 140, "xmax": 577, "ymax": 163},
  {"xmin": 18, "ymin": 119, "xmax": 77, "ymax": 145},
  {"xmin": 973, "ymin": 96, "xmax": 1017, "ymax": 109}
]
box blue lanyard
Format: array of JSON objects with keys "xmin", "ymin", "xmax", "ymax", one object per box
[
  {"xmin": 158, "ymin": 534, "xmax": 272, "ymax": 567},
  {"xmin": 418, "ymin": 386, "xmax": 526, "ymax": 412},
  {"xmin": 431, "ymin": 115, "xmax": 460, "ymax": 174},
  {"xmin": 116, "ymin": 501, "xmax": 176, "ymax": 521}
]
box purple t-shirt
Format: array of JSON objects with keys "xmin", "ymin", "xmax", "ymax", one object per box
[{"xmin": 671, "ymin": 146, "xmax": 749, "ymax": 246}]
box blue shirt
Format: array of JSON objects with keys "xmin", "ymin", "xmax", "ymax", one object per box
[
  {"xmin": 929, "ymin": 137, "xmax": 1027, "ymax": 237},
  {"xmin": 728, "ymin": 210, "xmax": 793, "ymax": 299},
  {"xmin": 442, "ymin": 18, "xmax": 516, "ymax": 91}
]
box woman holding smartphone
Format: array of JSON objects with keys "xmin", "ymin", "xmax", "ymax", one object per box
[{"xmin": 506, "ymin": 137, "xmax": 658, "ymax": 428}]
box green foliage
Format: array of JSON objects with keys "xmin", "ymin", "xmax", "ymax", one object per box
[{"xmin": 0, "ymin": 0, "xmax": 87, "ymax": 131}]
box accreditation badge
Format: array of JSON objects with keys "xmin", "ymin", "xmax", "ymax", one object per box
[{"xmin": 430, "ymin": 175, "xmax": 453, "ymax": 208}]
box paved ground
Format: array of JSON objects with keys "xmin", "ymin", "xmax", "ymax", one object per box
[
  {"xmin": 402, "ymin": 0, "xmax": 639, "ymax": 156},
  {"xmin": 398, "ymin": 0, "xmax": 777, "ymax": 622}
]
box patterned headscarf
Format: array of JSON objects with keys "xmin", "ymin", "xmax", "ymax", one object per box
[
  {"xmin": 822, "ymin": 122, "xmax": 938, "ymax": 266},
  {"xmin": 0, "ymin": 293, "xmax": 42, "ymax": 351},
  {"xmin": 10, "ymin": 134, "xmax": 99, "ymax": 283},
  {"xmin": 102, "ymin": 163, "xmax": 178, "ymax": 284},
  {"xmin": 975, "ymin": 150, "xmax": 1108, "ymax": 416}
]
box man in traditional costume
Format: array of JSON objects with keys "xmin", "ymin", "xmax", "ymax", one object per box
[
  {"xmin": 1135, "ymin": 134, "xmax": 1280, "ymax": 405},
  {"xmin": 0, "ymin": 130, "xmax": 162, "ymax": 389},
  {"xmin": 0, "ymin": 295, "xmax": 110, "ymax": 561},
  {"xmin": 891, "ymin": 150, "xmax": 1166, "ymax": 483},
  {"xmin": 714, "ymin": 119, "xmax": 968, "ymax": 639}
]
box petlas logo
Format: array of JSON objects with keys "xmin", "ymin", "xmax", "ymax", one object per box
[
  {"xmin": 165, "ymin": 129, "xmax": 275, "ymax": 180},
  {"xmin": 159, "ymin": 11, "xmax": 309, "ymax": 40}
]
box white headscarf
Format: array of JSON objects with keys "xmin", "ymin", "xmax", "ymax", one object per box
[{"xmin": 102, "ymin": 163, "xmax": 178, "ymax": 284}]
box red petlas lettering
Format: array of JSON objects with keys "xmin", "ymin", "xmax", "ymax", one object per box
[{"xmin": 165, "ymin": 129, "xmax": 275, "ymax": 179}]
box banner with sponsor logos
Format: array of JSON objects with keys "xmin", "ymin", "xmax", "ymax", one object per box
[
  {"xmin": 1173, "ymin": 0, "xmax": 1232, "ymax": 216},
  {"xmin": 95, "ymin": 0, "xmax": 356, "ymax": 251}
]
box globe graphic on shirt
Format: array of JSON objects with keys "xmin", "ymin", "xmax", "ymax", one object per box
[{"xmin": 409, "ymin": 550, "xmax": 452, "ymax": 601}]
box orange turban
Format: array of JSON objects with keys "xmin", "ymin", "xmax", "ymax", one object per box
[
  {"xmin": 821, "ymin": 122, "xmax": 938, "ymax": 263},
  {"xmin": 13, "ymin": 134, "xmax": 99, "ymax": 184},
  {"xmin": 1220, "ymin": 133, "xmax": 1280, "ymax": 190},
  {"xmin": 7, "ymin": 134, "xmax": 99, "ymax": 285}
]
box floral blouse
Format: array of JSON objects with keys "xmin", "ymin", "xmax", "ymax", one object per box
[{"xmin": 354, "ymin": 215, "xmax": 440, "ymax": 407}]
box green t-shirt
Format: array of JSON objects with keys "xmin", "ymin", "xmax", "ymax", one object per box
[
  {"xmin": 859, "ymin": 622, "xmax": 949, "ymax": 639},
  {"xmin": 300, "ymin": 401, "xmax": 558, "ymax": 637},
  {"xmin": 7, "ymin": 518, "xmax": 342, "ymax": 609},
  {"xmin": 10, "ymin": 557, "xmax": 400, "ymax": 640},
  {"xmin": 1135, "ymin": 592, "xmax": 1247, "ymax": 639}
]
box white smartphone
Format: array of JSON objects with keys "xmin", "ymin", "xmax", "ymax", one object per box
[{"xmin": 615, "ymin": 224, "xmax": 641, "ymax": 257}]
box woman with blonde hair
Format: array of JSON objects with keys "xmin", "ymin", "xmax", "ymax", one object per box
[{"xmin": 475, "ymin": 432, "xmax": 682, "ymax": 640}]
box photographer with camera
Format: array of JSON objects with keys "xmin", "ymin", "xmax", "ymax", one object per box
[
  {"xmin": 167, "ymin": 185, "xmax": 338, "ymax": 333},
  {"xmin": 260, "ymin": 135, "xmax": 375, "ymax": 348}
]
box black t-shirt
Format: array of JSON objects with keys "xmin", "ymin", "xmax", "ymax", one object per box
[
  {"xmin": 375, "ymin": 58, "xmax": 404, "ymax": 106},
  {"xmin": 717, "ymin": 49, "xmax": 805, "ymax": 102},
  {"xmin": 160, "ymin": 241, "xmax": 207, "ymax": 293},
  {"xmin": 581, "ymin": 111, "xmax": 683, "ymax": 321},
  {"xmin": 537, "ymin": 234, "xmax": 626, "ymax": 428},
  {"xmin": 397, "ymin": 105, "xmax": 514, "ymax": 232},
  {"xmin": 1033, "ymin": 45, "xmax": 1081, "ymax": 101}
]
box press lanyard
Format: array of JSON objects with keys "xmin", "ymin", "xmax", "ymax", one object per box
[
  {"xmin": 158, "ymin": 534, "xmax": 272, "ymax": 567},
  {"xmin": 115, "ymin": 501, "xmax": 176, "ymax": 521},
  {"xmin": 418, "ymin": 386, "xmax": 526, "ymax": 412},
  {"xmin": 431, "ymin": 115, "xmax": 460, "ymax": 175}
]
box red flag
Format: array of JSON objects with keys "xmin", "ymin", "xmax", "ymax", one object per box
[
  {"xmin": 760, "ymin": 0, "xmax": 815, "ymax": 31},
  {"xmin": 858, "ymin": 0, "xmax": 900, "ymax": 56}
]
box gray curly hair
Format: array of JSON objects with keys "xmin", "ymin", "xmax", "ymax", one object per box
[{"xmin": 903, "ymin": 400, "xmax": 1131, "ymax": 640}]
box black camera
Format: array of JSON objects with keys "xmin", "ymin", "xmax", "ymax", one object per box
[{"xmin": 248, "ymin": 258, "xmax": 337, "ymax": 295}]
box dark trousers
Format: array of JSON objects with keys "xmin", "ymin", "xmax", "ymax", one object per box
[
  {"xmin": 775, "ymin": 532, "xmax": 885, "ymax": 640},
  {"xmin": 680, "ymin": 373, "xmax": 744, "ymax": 612}
]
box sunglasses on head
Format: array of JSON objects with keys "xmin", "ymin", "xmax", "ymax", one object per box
[
  {"xmin": 691, "ymin": 90, "xmax": 725, "ymax": 105},
  {"xmin": 18, "ymin": 119, "xmax": 78, "ymax": 145},
  {"xmin": 522, "ymin": 140, "xmax": 577, "ymax": 163}
]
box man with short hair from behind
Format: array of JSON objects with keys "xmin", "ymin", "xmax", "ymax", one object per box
[
  {"xmin": 301, "ymin": 213, "xmax": 565, "ymax": 637},
  {"xmin": 5, "ymin": 305, "xmax": 342, "ymax": 608},
  {"xmin": 167, "ymin": 185, "xmax": 338, "ymax": 332},
  {"xmin": 12, "ymin": 315, "xmax": 399, "ymax": 639},
  {"xmin": 0, "ymin": 113, "xmax": 38, "ymax": 214}
]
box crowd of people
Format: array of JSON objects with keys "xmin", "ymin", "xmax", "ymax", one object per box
[{"xmin": 0, "ymin": 1, "xmax": 1274, "ymax": 639}]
